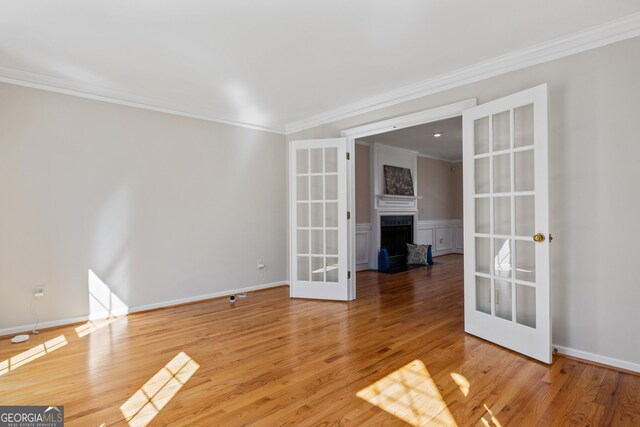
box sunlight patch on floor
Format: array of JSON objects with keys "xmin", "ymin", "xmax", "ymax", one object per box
[
  {"xmin": 450, "ymin": 372, "xmax": 470, "ymax": 397},
  {"xmin": 120, "ymin": 351, "xmax": 199, "ymax": 427},
  {"xmin": 0, "ymin": 335, "xmax": 68, "ymax": 376},
  {"xmin": 357, "ymin": 359, "xmax": 458, "ymax": 427},
  {"xmin": 480, "ymin": 404, "xmax": 503, "ymax": 427},
  {"xmin": 75, "ymin": 315, "xmax": 124, "ymax": 338}
]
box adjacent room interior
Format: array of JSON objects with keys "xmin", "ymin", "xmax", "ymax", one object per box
[
  {"xmin": 354, "ymin": 117, "xmax": 464, "ymax": 276},
  {"xmin": 1, "ymin": 2, "xmax": 640, "ymax": 426}
]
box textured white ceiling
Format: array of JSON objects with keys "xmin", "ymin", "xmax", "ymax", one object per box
[
  {"xmin": 359, "ymin": 117, "xmax": 463, "ymax": 161},
  {"xmin": 1, "ymin": 1, "xmax": 640, "ymax": 132}
]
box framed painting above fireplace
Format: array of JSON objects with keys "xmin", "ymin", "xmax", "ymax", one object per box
[{"xmin": 383, "ymin": 165, "xmax": 414, "ymax": 196}]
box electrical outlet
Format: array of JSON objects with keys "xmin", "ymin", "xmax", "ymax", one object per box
[
  {"xmin": 33, "ymin": 286, "xmax": 46, "ymax": 298},
  {"xmin": 257, "ymin": 260, "xmax": 265, "ymax": 269}
]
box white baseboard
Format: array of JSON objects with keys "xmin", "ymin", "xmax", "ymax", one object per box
[
  {"xmin": 0, "ymin": 280, "xmax": 288, "ymax": 337},
  {"xmin": 131, "ymin": 280, "xmax": 288, "ymax": 313},
  {"xmin": 0, "ymin": 314, "xmax": 92, "ymax": 338},
  {"xmin": 553, "ymin": 344, "xmax": 640, "ymax": 373}
]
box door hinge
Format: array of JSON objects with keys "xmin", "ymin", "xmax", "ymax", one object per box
[
  {"xmin": 346, "ymin": 152, "xmax": 350, "ymax": 160},
  {"xmin": 348, "ymin": 271, "xmax": 351, "ymax": 279},
  {"xmin": 347, "ymin": 211, "xmax": 351, "ymax": 220}
]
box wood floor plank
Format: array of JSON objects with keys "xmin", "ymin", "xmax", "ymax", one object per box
[{"xmin": 0, "ymin": 254, "xmax": 638, "ymax": 426}]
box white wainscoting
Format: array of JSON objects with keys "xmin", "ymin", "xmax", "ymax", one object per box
[
  {"xmin": 416, "ymin": 219, "xmax": 464, "ymax": 257},
  {"xmin": 355, "ymin": 223, "xmax": 372, "ymax": 271}
]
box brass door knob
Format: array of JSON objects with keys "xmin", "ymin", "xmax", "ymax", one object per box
[{"xmin": 533, "ymin": 233, "xmax": 545, "ymax": 243}]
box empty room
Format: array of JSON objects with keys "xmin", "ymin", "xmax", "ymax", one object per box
[{"xmin": 1, "ymin": 2, "xmax": 639, "ymax": 426}]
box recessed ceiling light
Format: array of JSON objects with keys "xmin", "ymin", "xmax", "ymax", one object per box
[{"xmin": 433, "ymin": 133, "xmax": 443, "ymax": 138}]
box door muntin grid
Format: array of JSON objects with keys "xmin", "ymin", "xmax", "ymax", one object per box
[
  {"xmin": 473, "ymin": 104, "xmax": 537, "ymax": 328},
  {"xmin": 295, "ymin": 147, "xmax": 340, "ymax": 283}
]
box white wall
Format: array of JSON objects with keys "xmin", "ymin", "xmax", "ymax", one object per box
[
  {"xmin": 417, "ymin": 156, "xmax": 460, "ymax": 221},
  {"xmin": 0, "ymin": 82, "xmax": 287, "ymax": 333},
  {"xmin": 289, "ymin": 37, "xmax": 640, "ymax": 368},
  {"xmin": 355, "ymin": 143, "xmax": 370, "ymax": 224}
]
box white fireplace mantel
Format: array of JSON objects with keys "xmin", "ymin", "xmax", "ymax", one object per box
[
  {"xmin": 371, "ymin": 144, "xmax": 419, "ymax": 213},
  {"xmin": 369, "ymin": 143, "xmax": 419, "ymax": 268}
]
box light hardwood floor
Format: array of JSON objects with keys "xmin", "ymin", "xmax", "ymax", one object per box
[{"xmin": 0, "ymin": 254, "xmax": 638, "ymax": 426}]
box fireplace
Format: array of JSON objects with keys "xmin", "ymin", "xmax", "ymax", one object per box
[{"xmin": 380, "ymin": 215, "xmax": 414, "ymax": 271}]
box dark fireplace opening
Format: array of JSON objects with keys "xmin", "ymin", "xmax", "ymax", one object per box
[{"xmin": 380, "ymin": 215, "xmax": 413, "ymax": 272}]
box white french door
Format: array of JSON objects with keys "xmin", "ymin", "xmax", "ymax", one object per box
[
  {"xmin": 289, "ymin": 138, "xmax": 351, "ymax": 300},
  {"xmin": 463, "ymin": 84, "xmax": 551, "ymax": 363}
]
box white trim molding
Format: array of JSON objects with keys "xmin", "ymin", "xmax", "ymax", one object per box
[
  {"xmin": 417, "ymin": 152, "xmax": 462, "ymax": 163},
  {"xmin": 554, "ymin": 344, "xmax": 640, "ymax": 374},
  {"xmin": 286, "ymin": 12, "xmax": 640, "ymax": 134},
  {"xmin": 0, "ymin": 65, "xmax": 285, "ymax": 135},
  {"xmin": 2, "ymin": 13, "xmax": 639, "ymax": 135},
  {"xmin": 0, "ymin": 280, "xmax": 288, "ymax": 337},
  {"xmin": 341, "ymin": 99, "xmax": 477, "ymax": 140},
  {"xmin": 355, "ymin": 223, "xmax": 372, "ymax": 271},
  {"xmin": 343, "ymin": 101, "xmax": 474, "ymax": 271}
]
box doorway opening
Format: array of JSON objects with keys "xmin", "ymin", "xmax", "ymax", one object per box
[
  {"xmin": 354, "ymin": 116, "xmax": 464, "ymax": 276},
  {"xmin": 341, "ymin": 85, "xmax": 551, "ymax": 363},
  {"xmin": 341, "ymin": 99, "xmax": 475, "ymax": 289}
]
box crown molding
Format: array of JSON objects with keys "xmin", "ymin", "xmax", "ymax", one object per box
[
  {"xmin": 285, "ymin": 12, "xmax": 640, "ymax": 135},
  {"xmin": 0, "ymin": 65, "xmax": 285, "ymax": 135},
  {"xmin": 417, "ymin": 153, "xmax": 460, "ymax": 163},
  {"xmin": 2, "ymin": 12, "xmax": 639, "ymax": 136}
]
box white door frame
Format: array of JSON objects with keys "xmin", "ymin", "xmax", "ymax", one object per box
[{"xmin": 340, "ymin": 98, "xmax": 478, "ymax": 288}]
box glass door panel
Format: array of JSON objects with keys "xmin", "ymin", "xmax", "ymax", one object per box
[
  {"xmin": 494, "ymin": 238, "xmax": 512, "ymax": 278},
  {"xmin": 475, "ymin": 158, "xmax": 490, "ymax": 194},
  {"xmin": 514, "ymin": 104, "xmax": 534, "ymax": 147},
  {"xmin": 492, "ymin": 111, "xmax": 511, "ymax": 151},
  {"xmin": 475, "ymin": 117, "xmax": 490, "ymax": 154},
  {"xmin": 463, "ymin": 84, "xmax": 550, "ymax": 363},
  {"xmin": 297, "ymin": 257, "xmax": 309, "ymax": 281},
  {"xmin": 476, "ymin": 198, "xmax": 490, "ymax": 234},
  {"xmin": 515, "ymin": 240, "xmax": 536, "ymax": 282},
  {"xmin": 493, "ymin": 153, "xmax": 511, "ymax": 193},
  {"xmin": 515, "ymin": 150, "xmax": 535, "ymax": 191},
  {"xmin": 290, "ymin": 139, "xmax": 349, "ymax": 301},
  {"xmin": 494, "ymin": 197, "xmax": 511, "ymax": 235},
  {"xmin": 476, "ymin": 237, "xmax": 491, "ymax": 275},
  {"xmin": 516, "ymin": 284, "xmax": 536, "ymax": 328},
  {"xmin": 476, "ymin": 276, "xmax": 492, "ymax": 314},
  {"xmin": 515, "ymin": 196, "xmax": 535, "ymax": 236},
  {"xmin": 494, "ymin": 280, "xmax": 513, "ymax": 321}
]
